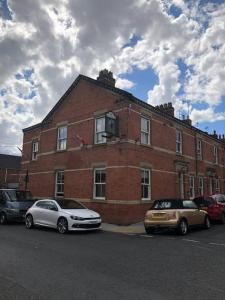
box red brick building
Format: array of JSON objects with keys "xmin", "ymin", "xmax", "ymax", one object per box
[
  {"xmin": 21, "ymin": 70, "xmax": 225, "ymax": 224},
  {"xmin": 0, "ymin": 154, "xmax": 21, "ymax": 189}
]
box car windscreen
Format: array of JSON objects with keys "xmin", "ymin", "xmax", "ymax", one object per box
[
  {"xmin": 194, "ymin": 197, "xmax": 215, "ymax": 207},
  {"xmin": 182, "ymin": 200, "xmax": 198, "ymax": 209},
  {"xmin": 56, "ymin": 199, "xmax": 86, "ymax": 209},
  {"xmin": 152, "ymin": 200, "xmax": 182, "ymax": 210}
]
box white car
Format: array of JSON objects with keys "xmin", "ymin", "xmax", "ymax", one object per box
[{"xmin": 25, "ymin": 199, "xmax": 101, "ymax": 233}]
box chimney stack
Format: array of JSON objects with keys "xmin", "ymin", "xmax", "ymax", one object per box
[
  {"xmin": 97, "ymin": 69, "xmax": 115, "ymax": 87},
  {"xmin": 155, "ymin": 102, "xmax": 175, "ymax": 117}
]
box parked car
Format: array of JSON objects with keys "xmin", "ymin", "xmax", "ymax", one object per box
[
  {"xmin": 144, "ymin": 198, "xmax": 210, "ymax": 235},
  {"xmin": 0, "ymin": 189, "xmax": 34, "ymax": 224},
  {"xmin": 25, "ymin": 199, "xmax": 101, "ymax": 233},
  {"xmin": 193, "ymin": 194, "xmax": 225, "ymax": 223}
]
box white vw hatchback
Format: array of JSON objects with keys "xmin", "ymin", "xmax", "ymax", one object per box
[{"xmin": 25, "ymin": 199, "xmax": 101, "ymax": 233}]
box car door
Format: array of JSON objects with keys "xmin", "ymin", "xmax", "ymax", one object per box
[
  {"xmin": 37, "ymin": 200, "xmax": 58, "ymax": 228},
  {"xmin": 183, "ymin": 200, "xmax": 204, "ymax": 225},
  {"xmin": 0, "ymin": 191, "xmax": 6, "ymax": 213},
  {"xmin": 42, "ymin": 201, "xmax": 59, "ymax": 228},
  {"xmin": 32, "ymin": 201, "xmax": 48, "ymax": 224}
]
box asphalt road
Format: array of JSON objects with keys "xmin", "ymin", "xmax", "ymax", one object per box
[{"xmin": 1, "ymin": 223, "xmax": 225, "ymax": 300}]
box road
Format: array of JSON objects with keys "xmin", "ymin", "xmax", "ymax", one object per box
[{"xmin": 1, "ymin": 223, "xmax": 225, "ymax": 300}]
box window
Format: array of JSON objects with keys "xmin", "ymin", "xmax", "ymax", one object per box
[
  {"xmin": 213, "ymin": 146, "xmax": 218, "ymax": 164},
  {"xmin": 197, "ymin": 139, "xmax": 202, "ymax": 160},
  {"xmin": 94, "ymin": 168, "xmax": 106, "ymax": 199},
  {"xmin": 176, "ymin": 130, "xmax": 182, "ymax": 154},
  {"xmin": 215, "ymin": 178, "xmax": 220, "ymax": 193},
  {"xmin": 32, "ymin": 140, "xmax": 38, "ymax": 160},
  {"xmin": 57, "ymin": 126, "xmax": 67, "ymax": 150},
  {"xmin": 199, "ymin": 177, "xmax": 204, "ymax": 196},
  {"xmin": 189, "ymin": 176, "xmax": 195, "ymax": 198},
  {"xmin": 55, "ymin": 171, "xmax": 64, "ymax": 197},
  {"xmin": 95, "ymin": 117, "xmax": 106, "ymax": 144},
  {"xmin": 141, "ymin": 117, "xmax": 150, "ymax": 145},
  {"xmin": 141, "ymin": 169, "xmax": 151, "ymax": 200},
  {"xmin": 179, "ymin": 173, "xmax": 184, "ymax": 199},
  {"xmin": 183, "ymin": 200, "xmax": 197, "ymax": 209}
]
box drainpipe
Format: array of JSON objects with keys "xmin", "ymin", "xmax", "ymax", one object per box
[
  {"xmin": 194, "ymin": 130, "xmax": 198, "ymax": 195},
  {"xmin": 4, "ymin": 168, "xmax": 8, "ymax": 187}
]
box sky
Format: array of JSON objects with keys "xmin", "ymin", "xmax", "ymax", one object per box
[{"xmin": 0, "ymin": 0, "xmax": 225, "ymax": 155}]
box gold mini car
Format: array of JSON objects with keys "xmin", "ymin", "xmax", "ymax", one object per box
[{"xmin": 144, "ymin": 199, "xmax": 210, "ymax": 235}]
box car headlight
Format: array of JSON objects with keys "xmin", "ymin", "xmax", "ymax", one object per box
[{"xmin": 70, "ymin": 215, "xmax": 84, "ymax": 220}]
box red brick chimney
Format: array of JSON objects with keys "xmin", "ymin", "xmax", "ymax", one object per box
[
  {"xmin": 97, "ymin": 69, "xmax": 115, "ymax": 87},
  {"xmin": 155, "ymin": 102, "xmax": 175, "ymax": 117}
]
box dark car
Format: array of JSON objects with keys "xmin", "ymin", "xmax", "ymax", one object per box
[
  {"xmin": 0, "ymin": 189, "xmax": 34, "ymax": 224},
  {"xmin": 193, "ymin": 195, "xmax": 225, "ymax": 223}
]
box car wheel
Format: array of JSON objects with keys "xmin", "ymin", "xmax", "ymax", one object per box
[
  {"xmin": 0, "ymin": 213, "xmax": 7, "ymax": 225},
  {"xmin": 220, "ymin": 213, "xmax": 225, "ymax": 224},
  {"xmin": 57, "ymin": 217, "xmax": 68, "ymax": 234},
  {"xmin": 145, "ymin": 227, "xmax": 155, "ymax": 234},
  {"xmin": 177, "ymin": 219, "xmax": 188, "ymax": 235},
  {"xmin": 204, "ymin": 215, "xmax": 211, "ymax": 229},
  {"xmin": 25, "ymin": 214, "xmax": 34, "ymax": 229}
]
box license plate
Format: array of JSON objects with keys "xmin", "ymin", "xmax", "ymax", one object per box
[{"xmin": 90, "ymin": 220, "xmax": 98, "ymax": 224}]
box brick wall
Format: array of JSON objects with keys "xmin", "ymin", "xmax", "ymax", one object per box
[{"xmin": 21, "ymin": 76, "xmax": 225, "ymax": 224}]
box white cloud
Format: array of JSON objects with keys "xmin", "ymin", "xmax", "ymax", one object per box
[
  {"xmin": 0, "ymin": 0, "xmax": 225, "ymax": 154},
  {"xmin": 116, "ymin": 78, "xmax": 135, "ymax": 90}
]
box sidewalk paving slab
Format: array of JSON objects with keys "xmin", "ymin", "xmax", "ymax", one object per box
[{"xmin": 101, "ymin": 222, "xmax": 145, "ymax": 234}]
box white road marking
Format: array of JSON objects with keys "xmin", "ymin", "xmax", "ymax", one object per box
[
  {"xmin": 209, "ymin": 242, "xmax": 225, "ymax": 247},
  {"xmin": 182, "ymin": 239, "xmax": 200, "ymax": 243},
  {"xmin": 140, "ymin": 234, "xmax": 154, "ymax": 238}
]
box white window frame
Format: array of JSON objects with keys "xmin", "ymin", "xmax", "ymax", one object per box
[
  {"xmin": 197, "ymin": 139, "xmax": 202, "ymax": 160},
  {"xmin": 215, "ymin": 178, "xmax": 220, "ymax": 193},
  {"xmin": 179, "ymin": 172, "xmax": 184, "ymax": 199},
  {"xmin": 213, "ymin": 146, "xmax": 218, "ymax": 164},
  {"xmin": 93, "ymin": 168, "xmax": 106, "ymax": 199},
  {"xmin": 199, "ymin": 177, "xmax": 204, "ymax": 196},
  {"xmin": 176, "ymin": 130, "xmax": 182, "ymax": 154},
  {"xmin": 141, "ymin": 117, "xmax": 150, "ymax": 145},
  {"xmin": 32, "ymin": 140, "xmax": 38, "ymax": 160},
  {"xmin": 57, "ymin": 126, "xmax": 67, "ymax": 151},
  {"xmin": 55, "ymin": 170, "xmax": 64, "ymax": 197},
  {"xmin": 95, "ymin": 117, "xmax": 106, "ymax": 144},
  {"xmin": 189, "ymin": 176, "xmax": 195, "ymax": 199},
  {"xmin": 141, "ymin": 169, "xmax": 151, "ymax": 200}
]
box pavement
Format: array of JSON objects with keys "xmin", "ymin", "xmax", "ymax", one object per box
[{"xmin": 101, "ymin": 222, "xmax": 145, "ymax": 234}]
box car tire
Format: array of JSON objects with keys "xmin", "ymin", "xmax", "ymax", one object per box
[
  {"xmin": 57, "ymin": 217, "xmax": 68, "ymax": 234},
  {"xmin": 25, "ymin": 214, "xmax": 34, "ymax": 229},
  {"xmin": 145, "ymin": 227, "xmax": 155, "ymax": 234},
  {"xmin": 0, "ymin": 213, "xmax": 7, "ymax": 225},
  {"xmin": 204, "ymin": 215, "xmax": 211, "ymax": 229},
  {"xmin": 220, "ymin": 213, "xmax": 225, "ymax": 224},
  {"xmin": 177, "ymin": 219, "xmax": 188, "ymax": 235}
]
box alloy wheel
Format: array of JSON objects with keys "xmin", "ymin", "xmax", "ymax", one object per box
[{"xmin": 57, "ymin": 218, "xmax": 68, "ymax": 234}]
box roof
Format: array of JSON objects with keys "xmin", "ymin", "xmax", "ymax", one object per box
[
  {"xmin": 22, "ymin": 74, "xmax": 225, "ymax": 145},
  {"xmin": 0, "ymin": 154, "xmax": 21, "ymax": 170}
]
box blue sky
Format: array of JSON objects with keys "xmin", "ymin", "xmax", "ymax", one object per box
[{"xmin": 0, "ymin": 0, "xmax": 225, "ymax": 154}]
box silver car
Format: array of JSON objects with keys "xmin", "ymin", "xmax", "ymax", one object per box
[{"xmin": 25, "ymin": 199, "xmax": 101, "ymax": 233}]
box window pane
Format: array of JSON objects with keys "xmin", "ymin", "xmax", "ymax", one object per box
[
  {"xmin": 96, "ymin": 118, "xmax": 105, "ymax": 133},
  {"xmin": 141, "ymin": 118, "xmax": 148, "ymax": 132}
]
